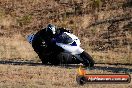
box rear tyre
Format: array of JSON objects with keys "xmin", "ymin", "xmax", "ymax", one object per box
[{"xmin": 80, "ymin": 51, "xmax": 95, "ymax": 67}]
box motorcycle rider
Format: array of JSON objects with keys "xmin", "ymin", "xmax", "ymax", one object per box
[
  {"xmin": 28, "ymin": 24, "xmax": 94, "ymax": 66},
  {"xmin": 32, "ymin": 24, "xmax": 71, "ymax": 64}
]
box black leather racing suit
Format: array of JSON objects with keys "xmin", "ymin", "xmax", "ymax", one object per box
[{"xmin": 32, "ymin": 27, "xmax": 71, "ymax": 59}]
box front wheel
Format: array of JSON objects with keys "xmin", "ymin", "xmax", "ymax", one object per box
[{"xmin": 80, "ymin": 51, "xmax": 95, "ymax": 67}]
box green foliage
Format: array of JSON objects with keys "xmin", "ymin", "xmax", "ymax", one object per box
[
  {"xmin": 17, "ymin": 15, "xmax": 32, "ymax": 27},
  {"xmin": 92, "ymin": 0, "xmax": 102, "ymax": 9},
  {"xmin": 63, "ymin": 12, "xmax": 67, "ymax": 21},
  {"xmin": 0, "ymin": 9, "xmax": 5, "ymax": 18},
  {"xmin": 91, "ymin": 27, "xmax": 97, "ymax": 35},
  {"xmin": 70, "ymin": 24, "xmax": 77, "ymax": 31}
]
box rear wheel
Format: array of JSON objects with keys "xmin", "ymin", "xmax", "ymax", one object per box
[{"xmin": 80, "ymin": 51, "xmax": 95, "ymax": 67}]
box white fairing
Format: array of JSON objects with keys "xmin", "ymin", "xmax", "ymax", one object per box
[
  {"xmin": 56, "ymin": 32, "xmax": 84, "ymax": 55},
  {"xmin": 56, "ymin": 43, "xmax": 84, "ymax": 55},
  {"xmin": 27, "ymin": 32, "xmax": 84, "ymax": 61},
  {"xmin": 27, "ymin": 34, "xmax": 35, "ymax": 44}
]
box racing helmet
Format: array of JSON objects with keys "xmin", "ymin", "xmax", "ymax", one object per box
[{"xmin": 47, "ymin": 24, "xmax": 56, "ymax": 34}]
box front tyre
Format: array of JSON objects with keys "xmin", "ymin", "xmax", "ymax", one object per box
[{"xmin": 80, "ymin": 51, "xmax": 95, "ymax": 67}]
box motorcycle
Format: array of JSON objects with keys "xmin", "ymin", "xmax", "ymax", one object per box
[{"xmin": 27, "ymin": 32, "xmax": 95, "ymax": 67}]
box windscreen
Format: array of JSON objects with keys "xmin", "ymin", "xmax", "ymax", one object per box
[{"xmin": 56, "ymin": 33, "xmax": 73, "ymax": 44}]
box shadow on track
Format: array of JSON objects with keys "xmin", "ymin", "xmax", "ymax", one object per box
[
  {"xmin": 0, "ymin": 60, "xmax": 81, "ymax": 67},
  {"xmin": 92, "ymin": 66, "xmax": 132, "ymax": 73},
  {"xmin": 0, "ymin": 60, "xmax": 43, "ymax": 66},
  {"xmin": 0, "ymin": 60, "xmax": 131, "ymax": 73},
  {"xmin": 60, "ymin": 64, "xmax": 132, "ymax": 73}
]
